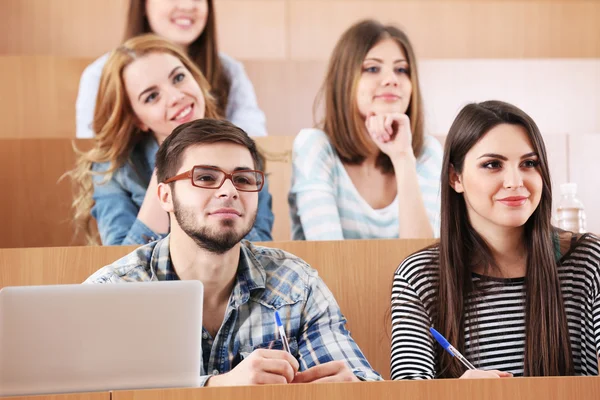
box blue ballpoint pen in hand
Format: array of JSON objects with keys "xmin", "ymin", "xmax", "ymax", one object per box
[
  {"xmin": 429, "ymin": 326, "xmax": 476, "ymax": 370},
  {"xmin": 274, "ymin": 310, "xmax": 292, "ymax": 354}
]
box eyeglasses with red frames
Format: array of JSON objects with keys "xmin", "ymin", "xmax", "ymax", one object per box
[{"xmin": 163, "ymin": 165, "xmax": 264, "ymax": 192}]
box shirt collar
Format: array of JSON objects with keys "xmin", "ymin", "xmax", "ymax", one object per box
[{"xmin": 149, "ymin": 237, "xmax": 267, "ymax": 304}]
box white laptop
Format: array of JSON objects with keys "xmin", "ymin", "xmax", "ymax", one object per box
[{"xmin": 0, "ymin": 280, "xmax": 203, "ymax": 397}]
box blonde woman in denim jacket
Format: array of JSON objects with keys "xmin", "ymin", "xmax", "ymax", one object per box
[{"xmin": 70, "ymin": 35, "xmax": 273, "ymax": 245}]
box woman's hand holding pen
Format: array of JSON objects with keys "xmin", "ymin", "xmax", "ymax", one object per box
[
  {"xmin": 206, "ymin": 349, "xmax": 299, "ymax": 386},
  {"xmin": 460, "ymin": 370, "xmax": 513, "ymax": 379}
]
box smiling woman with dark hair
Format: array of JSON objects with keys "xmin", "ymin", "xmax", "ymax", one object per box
[{"xmin": 390, "ymin": 100, "xmax": 600, "ymax": 380}]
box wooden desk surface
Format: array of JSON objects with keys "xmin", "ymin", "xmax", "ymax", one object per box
[
  {"xmin": 3, "ymin": 392, "xmax": 109, "ymax": 400},
  {"xmin": 112, "ymin": 377, "xmax": 600, "ymax": 400},
  {"xmin": 1, "ymin": 376, "xmax": 598, "ymax": 399}
]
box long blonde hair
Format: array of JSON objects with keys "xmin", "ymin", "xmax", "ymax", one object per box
[{"xmin": 70, "ymin": 34, "xmax": 220, "ymax": 244}]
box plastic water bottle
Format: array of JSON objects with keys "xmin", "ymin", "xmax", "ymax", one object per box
[{"xmin": 556, "ymin": 183, "xmax": 586, "ymax": 233}]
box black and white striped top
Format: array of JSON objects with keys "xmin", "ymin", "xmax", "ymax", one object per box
[{"xmin": 390, "ymin": 234, "xmax": 600, "ymax": 380}]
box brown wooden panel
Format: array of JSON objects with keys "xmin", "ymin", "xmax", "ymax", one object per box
[
  {"xmin": 244, "ymin": 60, "xmax": 327, "ymax": 136},
  {"xmin": 0, "ymin": 137, "xmax": 294, "ymax": 248},
  {"xmin": 113, "ymin": 376, "xmax": 600, "ymax": 399},
  {"xmin": 0, "ymin": 0, "xmax": 287, "ymax": 59},
  {"xmin": 289, "ymin": 0, "xmax": 600, "ymax": 59},
  {"xmin": 0, "ymin": 0, "xmax": 127, "ymax": 56},
  {"xmin": 3, "ymin": 393, "xmax": 110, "ymax": 400},
  {"xmin": 215, "ymin": 1, "xmax": 287, "ymax": 59},
  {"xmin": 0, "ymin": 245, "xmax": 136, "ymax": 287},
  {"xmin": 0, "ymin": 139, "xmax": 89, "ymax": 248},
  {"xmin": 0, "ymin": 56, "xmax": 89, "ymax": 139},
  {"xmin": 0, "ymin": 238, "xmax": 434, "ymax": 379}
]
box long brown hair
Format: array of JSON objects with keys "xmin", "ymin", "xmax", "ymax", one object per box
[
  {"xmin": 316, "ymin": 19, "xmax": 424, "ymax": 174},
  {"xmin": 435, "ymin": 100, "xmax": 573, "ymax": 377},
  {"xmin": 124, "ymin": 0, "xmax": 230, "ymax": 115},
  {"xmin": 69, "ymin": 34, "xmax": 220, "ymax": 244}
]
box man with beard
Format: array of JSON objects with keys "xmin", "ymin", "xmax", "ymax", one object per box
[{"xmin": 84, "ymin": 119, "xmax": 381, "ymax": 386}]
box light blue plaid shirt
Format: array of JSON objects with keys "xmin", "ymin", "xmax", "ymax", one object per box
[{"xmin": 84, "ymin": 236, "xmax": 382, "ymax": 385}]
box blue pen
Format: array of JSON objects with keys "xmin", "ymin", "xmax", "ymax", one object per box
[
  {"xmin": 429, "ymin": 326, "xmax": 475, "ymax": 370},
  {"xmin": 274, "ymin": 310, "xmax": 291, "ymax": 354}
]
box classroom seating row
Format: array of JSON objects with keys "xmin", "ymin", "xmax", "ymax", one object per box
[
  {"xmin": 0, "ymin": 238, "xmax": 433, "ymax": 380},
  {"xmin": 2, "ymin": 56, "xmax": 600, "ymax": 141},
  {"xmin": 4, "ymin": 376, "xmax": 600, "ymax": 400},
  {"xmin": 1, "ymin": 135, "xmax": 597, "ymax": 249}
]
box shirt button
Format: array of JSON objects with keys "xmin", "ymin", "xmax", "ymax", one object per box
[
  {"xmin": 212, "ymin": 370, "xmax": 219, "ymax": 376},
  {"xmin": 202, "ymin": 332, "xmax": 208, "ymax": 340}
]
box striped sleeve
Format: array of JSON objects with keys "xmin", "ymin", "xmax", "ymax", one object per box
[
  {"xmin": 591, "ymin": 240, "xmax": 600, "ymax": 367},
  {"xmin": 289, "ymin": 129, "xmax": 344, "ymax": 240},
  {"xmin": 593, "ymin": 286, "xmax": 600, "ymax": 368},
  {"xmin": 390, "ymin": 251, "xmax": 437, "ymax": 380}
]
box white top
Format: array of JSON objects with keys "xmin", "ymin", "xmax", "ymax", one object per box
[
  {"xmin": 288, "ymin": 128, "xmax": 443, "ymax": 240},
  {"xmin": 75, "ymin": 52, "xmax": 267, "ymax": 138}
]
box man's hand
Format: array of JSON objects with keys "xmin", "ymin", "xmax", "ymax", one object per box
[
  {"xmin": 207, "ymin": 349, "xmax": 299, "ymax": 387},
  {"xmin": 292, "ymin": 361, "xmax": 359, "ymax": 384}
]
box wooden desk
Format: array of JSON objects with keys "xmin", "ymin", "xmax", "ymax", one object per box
[
  {"xmin": 3, "ymin": 392, "xmax": 109, "ymax": 400},
  {"xmin": 113, "ymin": 377, "xmax": 600, "ymax": 400}
]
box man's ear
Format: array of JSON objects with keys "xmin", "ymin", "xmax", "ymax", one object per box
[
  {"xmin": 157, "ymin": 182, "xmax": 175, "ymax": 213},
  {"xmin": 449, "ymin": 164, "xmax": 464, "ymax": 194}
]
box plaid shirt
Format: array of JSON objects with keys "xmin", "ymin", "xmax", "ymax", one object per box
[{"xmin": 84, "ymin": 236, "xmax": 382, "ymax": 385}]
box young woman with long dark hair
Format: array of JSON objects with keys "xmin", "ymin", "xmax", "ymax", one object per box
[{"xmin": 390, "ymin": 100, "xmax": 600, "ymax": 379}]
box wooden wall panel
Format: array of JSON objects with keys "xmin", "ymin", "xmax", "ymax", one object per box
[
  {"xmin": 0, "ymin": 0, "xmax": 288, "ymax": 59},
  {"xmin": 0, "ymin": 0, "xmax": 127, "ymax": 57},
  {"xmin": 2, "ymin": 1, "xmax": 598, "ymax": 59},
  {"xmin": 289, "ymin": 0, "xmax": 600, "ymax": 59},
  {"xmin": 0, "ymin": 139, "xmax": 88, "ymax": 248},
  {"xmin": 215, "ymin": 1, "xmax": 287, "ymax": 60},
  {"xmin": 244, "ymin": 60, "xmax": 327, "ymax": 135},
  {"xmin": 0, "ymin": 56, "xmax": 89, "ymax": 139}
]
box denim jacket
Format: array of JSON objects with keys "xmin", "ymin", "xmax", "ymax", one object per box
[
  {"xmin": 84, "ymin": 236, "xmax": 382, "ymax": 384},
  {"xmin": 91, "ymin": 136, "xmax": 274, "ymax": 245}
]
